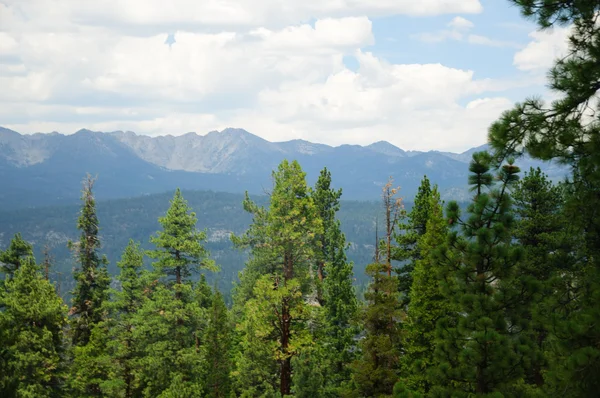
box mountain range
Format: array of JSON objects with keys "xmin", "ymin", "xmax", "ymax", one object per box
[{"xmin": 0, "ymin": 126, "xmax": 566, "ymax": 209}]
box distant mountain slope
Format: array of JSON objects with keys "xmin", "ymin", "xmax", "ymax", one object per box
[
  {"xmin": 0, "ymin": 190, "xmax": 383, "ymax": 296},
  {"xmin": 0, "ymin": 126, "xmax": 566, "ymax": 209}
]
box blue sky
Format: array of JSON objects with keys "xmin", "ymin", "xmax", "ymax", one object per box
[{"xmin": 0, "ymin": 0, "xmax": 569, "ymax": 151}]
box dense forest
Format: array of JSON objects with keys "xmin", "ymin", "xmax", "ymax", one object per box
[
  {"xmin": 0, "ymin": 189, "xmax": 385, "ymax": 302},
  {"xmin": 2, "ymin": 1, "xmax": 600, "ymax": 397}
]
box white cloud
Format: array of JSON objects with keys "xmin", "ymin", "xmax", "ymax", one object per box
[
  {"xmin": 3, "ymin": 0, "xmax": 482, "ymax": 33},
  {"xmin": 0, "ymin": 0, "xmax": 542, "ymax": 152},
  {"xmin": 513, "ymin": 27, "xmax": 571, "ymax": 71},
  {"xmin": 413, "ymin": 16, "xmax": 521, "ymax": 48},
  {"xmin": 467, "ymin": 34, "xmax": 521, "ymax": 48},
  {"xmin": 448, "ymin": 16, "xmax": 474, "ymax": 30}
]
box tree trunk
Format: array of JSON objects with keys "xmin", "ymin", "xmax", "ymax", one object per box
[{"xmin": 280, "ymin": 299, "xmax": 292, "ymax": 396}]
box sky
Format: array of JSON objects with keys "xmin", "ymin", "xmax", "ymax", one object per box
[{"xmin": 0, "ymin": 0, "xmax": 571, "ymax": 152}]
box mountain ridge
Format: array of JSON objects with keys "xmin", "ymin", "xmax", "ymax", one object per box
[{"xmin": 0, "ymin": 126, "xmax": 565, "ymax": 210}]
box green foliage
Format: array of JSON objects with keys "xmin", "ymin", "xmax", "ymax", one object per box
[
  {"xmin": 431, "ymin": 152, "xmax": 528, "ymax": 396},
  {"xmin": 351, "ymin": 262, "xmax": 402, "ymax": 397},
  {"xmin": 232, "ymin": 160, "xmax": 322, "ymax": 396},
  {"xmin": 400, "ymin": 186, "xmax": 452, "ymax": 394},
  {"xmin": 313, "ymin": 167, "xmax": 359, "ymax": 392},
  {"xmin": 489, "ymin": 2, "xmax": 600, "ymax": 395},
  {"xmin": 511, "ymin": 168, "xmax": 567, "ymax": 390},
  {"xmin": 69, "ymin": 175, "xmax": 111, "ymax": 347},
  {"xmin": 109, "ymin": 240, "xmax": 146, "ymax": 397},
  {"xmin": 204, "ymin": 288, "xmax": 233, "ymax": 398},
  {"xmin": 148, "ymin": 188, "xmax": 216, "ymax": 285},
  {"xmin": 134, "ymin": 281, "xmax": 206, "ymax": 396},
  {"xmin": 0, "ymin": 232, "xmax": 34, "ymax": 278},
  {"xmin": 394, "ymin": 175, "xmax": 432, "ymax": 306},
  {"xmin": 132, "ymin": 188, "xmax": 216, "ymax": 396},
  {"xmin": 0, "ymin": 257, "xmax": 67, "ymax": 397}
]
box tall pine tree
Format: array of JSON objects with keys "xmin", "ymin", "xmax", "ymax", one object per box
[
  {"xmin": 351, "ymin": 178, "xmax": 403, "ymax": 397},
  {"xmin": 399, "ymin": 185, "xmax": 452, "ymax": 394},
  {"xmin": 489, "ymin": 2, "xmax": 600, "ymax": 393},
  {"xmin": 431, "ymin": 152, "xmax": 528, "ymax": 396},
  {"xmin": 136, "ymin": 188, "xmax": 216, "ymax": 396},
  {"xmin": 312, "ymin": 167, "xmax": 358, "ymax": 393},
  {"xmin": 394, "ymin": 176, "xmax": 432, "ymax": 307},
  {"xmin": 232, "ymin": 160, "xmax": 322, "ymax": 396},
  {"xmin": 69, "ymin": 174, "xmax": 110, "ymax": 347}
]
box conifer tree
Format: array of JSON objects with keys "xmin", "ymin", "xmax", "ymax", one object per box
[
  {"xmin": 400, "ymin": 186, "xmax": 452, "ymax": 394},
  {"xmin": 394, "ymin": 175, "xmax": 432, "ymax": 306},
  {"xmin": 0, "ymin": 256, "xmax": 67, "ymax": 397},
  {"xmin": 148, "ymin": 188, "xmax": 216, "ymax": 289},
  {"xmin": 310, "ymin": 167, "xmax": 358, "ymax": 392},
  {"xmin": 351, "ymin": 261, "xmax": 402, "ymax": 397},
  {"xmin": 0, "ymin": 232, "xmax": 34, "ymax": 278},
  {"xmin": 232, "ymin": 160, "xmax": 322, "ymax": 396},
  {"xmin": 137, "ymin": 188, "xmax": 215, "ymax": 396},
  {"xmin": 322, "ymin": 223, "xmax": 358, "ymax": 392},
  {"xmin": 69, "ymin": 174, "xmax": 110, "ymax": 347},
  {"xmin": 204, "ymin": 288, "xmax": 233, "ymax": 398},
  {"xmin": 351, "ymin": 178, "xmax": 403, "ymax": 397},
  {"xmin": 110, "ymin": 239, "xmax": 146, "ymax": 397},
  {"xmin": 489, "ymin": 2, "xmax": 600, "ymax": 394},
  {"xmin": 431, "ymin": 152, "xmax": 527, "ymax": 396},
  {"xmin": 511, "ymin": 167, "xmax": 567, "ymax": 390},
  {"xmin": 312, "ymin": 167, "xmax": 343, "ymax": 300}
]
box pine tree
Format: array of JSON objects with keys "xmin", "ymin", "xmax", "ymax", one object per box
[
  {"xmin": 400, "ymin": 186, "xmax": 452, "ymax": 394},
  {"xmin": 351, "ymin": 261, "xmax": 402, "ymax": 397},
  {"xmin": 110, "ymin": 239, "xmax": 146, "ymax": 397},
  {"xmin": 431, "ymin": 152, "xmax": 528, "ymax": 396},
  {"xmin": 0, "ymin": 232, "xmax": 34, "ymax": 278},
  {"xmin": 148, "ymin": 188, "xmax": 216, "ymax": 289},
  {"xmin": 394, "ymin": 175, "xmax": 432, "ymax": 306},
  {"xmin": 69, "ymin": 174, "xmax": 110, "ymax": 347},
  {"xmin": 204, "ymin": 288, "xmax": 233, "ymax": 398},
  {"xmin": 489, "ymin": 2, "xmax": 600, "ymax": 394},
  {"xmin": 137, "ymin": 188, "xmax": 215, "ymax": 396},
  {"xmin": 0, "ymin": 256, "xmax": 67, "ymax": 397},
  {"xmin": 322, "ymin": 223, "xmax": 358, "ymax": 392},
  {"xmin": 310, "ymin": 167, "xmax": 358, "ymax": 393},
  {"xmin": 312, "ymin": 167, "xmax": 343, "ymax": 301},
  {"xmin": 351, "ymin": 178, "xmax": 403, "ymax": 397},
  {"xmin": 232, "ymin": 160, "xmax": 322, "ymax": 396},
  {"xmin": 511, "ymin": 167, "xmax": 567, "ymax": 390}
]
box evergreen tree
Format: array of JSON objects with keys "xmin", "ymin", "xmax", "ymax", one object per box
[
  {"xmin": 511, "ymin": 167, "xmax": 567, "ymax": 390},
  {"xmin": 431, "ymin": 152, "xmax": 528, "ymax": 396},
  {"xmin": 489, "ymin": 2, "xmax": 600, "ymax": 394},
  {"xmin": 312, "ymin": 167, "xmax": 343, "ymax": 301},
  {"xmin": 69, "ymin": 243, "xmax": 146, "ymax": 397},
  {"xmin": 109, "ymin": 240, "xmax": 146, "ymax": 397},
  {"xmin": 322, "ymin": 223, "xmax": 358, "ymax": 393},
  {"xmin": 137, "ymin": 188, "xmax": 215, "ymax": 396},
  {"xmin": 400, "ymin": 186, "xmax": 452, "ymax": 394},
  {"xmin": 0, "ymin": 256, "xmax": 67, "ymax": 397},
  {"xmin": 394, "ymin": 175, "xmax": 432, "ymax": 306},
  {"xmin": 69, "ymin": 174, "xmax": 111, "ymax": 347},
  {"xmin": 311, "ymin": 167, "xmax": 358, "ymax": 393},
  {"xmin": 232, "ymin": 160, "xmax": 322, "ymax": 396},
  {"xmin": 351, "ymin": 179, "xmax": 403, "ymax": 397},
  {"xmin": 148, "ymin": 188, "xmax": 216, "ymax": 289},
  {"xmin": 0, "ymin": 232, "xmax": 34, "ymax": 278},
  {"xmin": 351, "ymin": 261, "xmax": 402, "ymax": 397},
  {"xmin": 204, "ymin": 288, "xmax": 233, "ymax": 398}
]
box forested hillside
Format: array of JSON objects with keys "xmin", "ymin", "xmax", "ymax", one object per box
[
  {"xmin": 0, "ymin": 190, "xmax": 384, "ymax": 299},
  {"xmin": 2, "ymin": 1, "xmax": 600, "ymax": 397}
]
